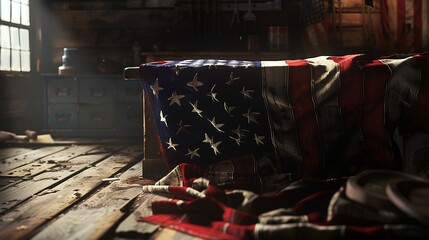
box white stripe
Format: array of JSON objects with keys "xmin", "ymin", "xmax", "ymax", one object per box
[
  {"xmin": 185, "ymin": 187, "xmax": 206, "ymax": 198},
  {"xmin": 306, "ymin": 56, "xmax": 330, "ymax": 62},
  {"xmin": 176, "ymin": 200, "xmax": 184, "ymax": 206},
  {"xmin": 142, "ymin": 185, "xmax": 170, "ymax": 194},
  {"xmin": 309, "ymin": 58, "xmax": 341, "ymax": 167},
  {"xmin": 381, "ymin": 56, "xmax": 421, "ymax": 129},
  {"xmin": 222, "ymin": 223, "xmax": 230, "ymax": 234},
  {"xmin": 261, "ymin": 60, "xmax": 288, "ymax": 67},
  {"xmin": 379, "ymin": 56, "xmax": 414, "ymax": 70},
  {"xmin": 262, "ymin": 66, "xmax": 302, "ymax": 171}
]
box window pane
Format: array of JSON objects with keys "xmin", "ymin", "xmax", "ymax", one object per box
[
  {"xmin": 19, "ymin": 28, "xmax": 28, "ymax": 50},
  {"xmin": 10, "ymin": 1, "xmax": 20, "ymax": 24},
  {"xmin": 1, "ymin": 0, "xmax": 31, "ymax": 72},
  {"xmin": 20, "ymin": 50, "xmax": 29, "ymax": 71},
  {"xmin": 21, "ymin": 4, "xmax": 29, "ymax": 26},
  {"xmin": 11, "ymin": 49, "xmax": 20, "ymax": 71},
  {"xmin": 1, "ymin": 25, "xmax": 10, "ymax": 48},
  {"xmin": 1, "ymin": 0, "xmax": 11, "ymax": 22},
  {"xmin": 10, "ymin": 26, "xmax": 19, "ymax": 49},
  {"xmin": 1, "ymin": 48, "xmax": 10, "ymax": 70},
  {"xmin": 10, "ymin": 2, "xmax": 21, "ymax": 24}
]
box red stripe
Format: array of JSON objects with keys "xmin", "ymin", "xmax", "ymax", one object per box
[
  {"xmin": 414, "ymin": 0, "xmax": 423, "ymax": 50},
  {"xmin": 331, "ymin": 55, "xmax": 364, "ymax": 133},
  {"xmin": 143, "ymin": 214, "xmax": 241, "ymax": 240},
  {"xmin": 286, "ymin": 60, "xmax": 322, "ymax": 179},
  {"xmin": 361, "ymin": 60, "xmax": 397, "ymax": 169},
  {"xmin": 397, "ymin": 0, "xmax": 405, "ymax": 43},
  {"xmin": 346, "ymin": 225, "xmax": 386, "ymax": 239},
  {"xmin": 328, "ymin": 55, "xmax": 368, "ymax": 175},
  {"xmin": 179, "ymin": 163, "xmax": 205, "ymax": 186}
]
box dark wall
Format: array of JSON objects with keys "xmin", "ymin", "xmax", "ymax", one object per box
[
  {"xmin": 42, "ymin": 0, "xmax": 385, "ymax": 74},
  {"xmin": 0, "ymin": 0, "xmax": 381, "ymax": 133},
  {"xmin": 0, "ymin": 1, "xmax": 45, "ymax": 134},
  {"xmin": 43, "ymin": 0, "xmax": 300, "ymax": 73},
  {"xmin": 0, "ymin": 76, "xmax": 44, "ymax": 133}
]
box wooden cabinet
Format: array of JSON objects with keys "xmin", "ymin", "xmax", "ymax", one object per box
[
  {"xmin": 44, "ymin": 75, "xmax": 142, "ymax": 137},
  {"xmin": 328, "ymin": 0, "xmax": 379, "ymax": 51}
]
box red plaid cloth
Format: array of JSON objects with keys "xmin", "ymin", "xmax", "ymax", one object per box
[
  {"xmin": 150, "ymin": 154, "xmax": 297, "ymax": 194},
  {"xmin": 140, "ymin": 165, "xmax": 428, "ymax": 240}
]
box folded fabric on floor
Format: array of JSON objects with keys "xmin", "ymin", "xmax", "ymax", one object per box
[{"xmin": 140, "ymin": 166, "xmax": 429, "ymax": 240}]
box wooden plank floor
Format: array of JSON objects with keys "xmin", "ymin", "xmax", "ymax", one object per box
[{"xmin": 0, "ymin": 139, "xmax": 200, "ymax": 240}]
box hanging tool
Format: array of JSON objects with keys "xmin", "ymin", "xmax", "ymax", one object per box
[
  {"xmin": 243, "ymin": 0, "xmax": 256, "ymax": 33},
  {"xmin": 230, "ymin": 0, "xmax": 240, "ymax": 27}
]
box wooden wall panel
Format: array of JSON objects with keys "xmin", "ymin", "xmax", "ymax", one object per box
[{"xmin": 46, "ymin": 0, "xmax": 382, "ymax": 72}]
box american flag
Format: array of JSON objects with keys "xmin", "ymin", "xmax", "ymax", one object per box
[
  {"xmin": 140, "ymin": 53, "xmax": 429, "ymax": 179},
  {"xmin": 140, "ymin": 60, "xmax": 274, "ymax": 169},
  {"xmin": 138, "ymin": 54, "xmax": 429, "ymax": 240},
  {"xmin": 378, "ymin": 0, "xmax": 429, "ymax": 53},
  {"xmin": 300, "ymin": 0, "xmax": 330, "ymax": 56}
]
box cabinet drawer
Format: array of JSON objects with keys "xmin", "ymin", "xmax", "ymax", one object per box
[
  {"xmin": 79, "ymin": 77, "xmax": 116, "ymax": 103},
  {"xmin": 79, "ymin": 104, "xmax": 117, "ymax": 129},
  {"xmin": 48, "ymin": 104, "xmax": 78, "ymax": 129},
  {"xmin": 117, "ymin": 104, "xmax": 142, "ymax": 129},
  {"xmin": 117, "ymin": 81, "xmax": 142, "ymax": 103},
  {"xmin": 47, "ymin": 78, "xmax": 78, "ymax": 103}
]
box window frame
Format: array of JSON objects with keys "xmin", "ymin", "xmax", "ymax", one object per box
[{"xmin": 0, "ymin": 0, "xmax": 35, "ymax": 76}]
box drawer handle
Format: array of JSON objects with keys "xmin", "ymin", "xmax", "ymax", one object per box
[
  {"xmin": 90, "ymin": 113, "xmax": 105, "ymax": 122},
  {"xmin": 127, "ymin": 113, "xmax": 139, "ymax": 122},
  {"xmin": 55, "ymin": 113, "xmax": 71, "ymax": 122},
  {"xmin": 90, "ymin": 88, "xmax": 106, "ymax": 97},
  {"xmin": 56, "ymin": 87, "xmax": 69, "ymax": 97}
]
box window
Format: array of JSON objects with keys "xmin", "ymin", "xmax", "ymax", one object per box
[{"xmin": 0, "ymin": 0, "xmax": 30, "ymax": 72}]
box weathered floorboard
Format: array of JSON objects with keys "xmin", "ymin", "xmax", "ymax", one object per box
[
  {"xmin": 0, "ymin": 146, "xmax": 66, "ymax": 175},
  {"xmin": 32, "ymin": 161, "xmax": 144, "ymax": 240},
  {"xmin": 0, "ymin": 145, "xmax": 142, "ymax": 240},
  {"xmin": 116, "ymin": 192, "xmax": 203, "ymax": 240},
  {"xmin": 2, "ymin": 145, "xmax": 98, "ymax": 177},
  {"xmin": 115, "ymin": 192, "xmax": 168, "ymax": 238},
  {"xmin": 0, "ymin": 151, "xmax": 110, "ymax": 214},
  {"xmin": 0, "ymin": 147, "xmax": 35, "ymax": 160},
  {"xmin": 149, "ymin": 228, "xmax": 204, "ymax": 240}
]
